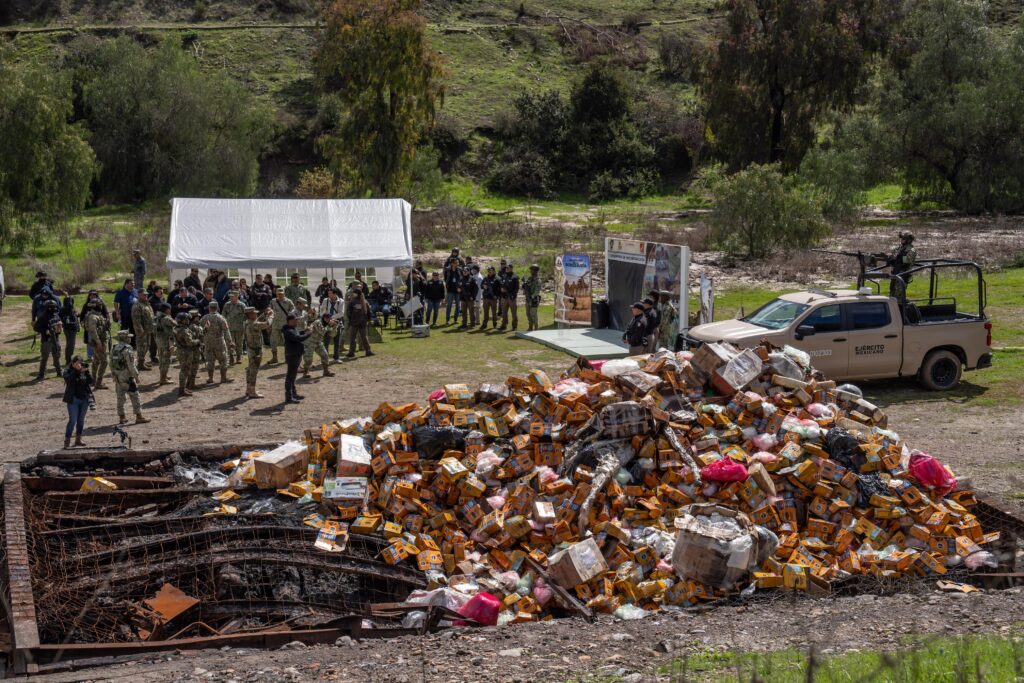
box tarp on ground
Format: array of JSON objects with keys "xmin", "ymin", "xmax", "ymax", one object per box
[{"xmin": 166, "ymin": 198, "xmax": 413, "ymax": 270}]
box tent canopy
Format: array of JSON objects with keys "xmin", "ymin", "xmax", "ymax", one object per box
[{"xmin": 166, "ymin": 198, "xmax": 413, "ymax": 270}]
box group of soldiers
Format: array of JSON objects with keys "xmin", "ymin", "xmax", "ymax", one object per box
[
  {"xmin": 413, "ymin": 250, "xmax": 544, "ymax": 332},
  {"xmin": 623, "ymin": 290, "xmax": 679, "ymax": 356}
]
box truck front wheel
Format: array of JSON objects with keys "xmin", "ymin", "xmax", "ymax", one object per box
[{"xmin": 919, "ymin": 350, "xmax": 963, "ymax": 391}]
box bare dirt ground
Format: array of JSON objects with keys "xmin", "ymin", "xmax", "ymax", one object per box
[{"xmin": 34, "ymin": 591, "xmax": 1024, "ymax": 682}]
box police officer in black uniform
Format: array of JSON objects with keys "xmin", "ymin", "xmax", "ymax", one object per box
[{"xmin": 623, "ymin": 302, "xmax": 648, "ymax": 356}]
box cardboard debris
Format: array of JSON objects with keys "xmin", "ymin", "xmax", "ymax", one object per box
[
  {"xmin": 253, "ymin": 441, "xmax": 309, "ymax": 490},
  {"xmin": 215, "ymin": 341, "xmax": 998, "ymax": 623}
]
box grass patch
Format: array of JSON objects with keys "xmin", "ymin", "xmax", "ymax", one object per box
[{"xmin": 657, "ymin": 635, "xmax": 1024, "ymax": 682}]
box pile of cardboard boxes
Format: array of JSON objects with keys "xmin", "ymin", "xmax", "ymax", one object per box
[{"xmin": 221, "ymin": 341, "xmax": 997, "ymax": 620}]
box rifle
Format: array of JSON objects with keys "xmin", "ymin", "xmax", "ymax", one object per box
[{"xmin": 811, "ymin": 249, "xmax": 890, "ymax": 270}]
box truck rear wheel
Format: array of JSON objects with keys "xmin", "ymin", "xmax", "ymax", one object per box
[{"xmin": 919, "ymin": 350, "xmax": 963, "ymax": 391}]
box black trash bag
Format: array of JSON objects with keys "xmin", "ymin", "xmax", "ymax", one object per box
[
  {"xmin": 412, "ymin": 425, "xmax": 466, "ymax": 460},
  {"xmin": 855, "ymin": 473, "xmax": 889, "ymax": 508},
  {"xmin": 825, "ymin": 427, "xmax": 884, "ymax": 507},
  {"xmin": 825, "ymin": 427, "xmax": 864, "ymax": 471}
]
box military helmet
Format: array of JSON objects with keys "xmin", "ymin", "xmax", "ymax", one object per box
[
  {"xmin": 116, "ymin": 330, "xmax": 132, "ymax": 340},
  {"xmin": 244, "ymin": 306, "xmax": 256, "ymax": 314},
  {"xmin": 899, "ymin": 231, "xmax": 915, "ymax": 242},
  {"xmin": 45, "ymin": 300, "xmax": 59, "ymax": 311},
  {"xmin": 176, "ymin": 312, "xmax": 190, "ymax": 323}
]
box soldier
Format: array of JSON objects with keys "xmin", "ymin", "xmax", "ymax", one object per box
[
  {"xmin": 201, "ymin": 301, "xmax": 234, "ymax": 384},
  {"xmin": 498, "ymin": 263, "xmax": 520, "ymax": 331},
  {"xmin": 458, "ymin": 266, "xmax": 478, "ymax": 329},
  {"xmin": 522, "ymin": 264, "xmax": 542, "ymax": 332},
  {"xmin": 284, "ymin": 273, "xmax": 312, "ymax": 307},
  {"xmin": 83, "ymin": 305, "xmax": 110, "ymax": 389},
  {"xmin": 294, "ymin": 299, "xmax": 310, "ymax": 331},
  {"xmin": 243, "ymin": 307, "xmax": 273, "ymax": 399},
  {"xmin": 173, "ymin": 312, "xmax": 199, "ymax": 397},
  {"xmin": 657, "ymin": 290, "xmax": 678, "ymax": 351},
  {"xmin": 35, "ymin": 299, "xmax": 63, "ymax": 380},
  {"xmin": 886, "ymin": 231, "xmax": 917, "ymax": 296},
  {"xmin": 303, "ymin": 310, "xmax": 337, "ymax": 378},
  {"xmin": 187, "ymin": 311, "xmax": 205, "ymax": 391},
  {"xmin": 109, "ymin": 330, "xmax": 150, "ymax": 424},
  {"xmin": 222, "ymin": 290, "xmax": 247, "ymax": 365},
  {"xmin": 131, "ymin": 289, "xmax": 155, "ymax": 371},
  {"xmin": 153, "ymin": 303, "xmax": 176, "ymax": 385},
  {"xmin": 479, "ymin": 266, "xmax": 499, "ymax": 330},
  {"xmin": 282, "ymin": 313, "xmax": 310, "ymax": 404},
  {"xmin": 641, "ymin": 297, "xmax": 660, "ymax": 353},
  {"xmin": 345, "ymin": 284, "xmax": 374, "ymax": 358},
  {"xmin": 268, "ymin": 289, "xmax": 295, "ymax": 364}
]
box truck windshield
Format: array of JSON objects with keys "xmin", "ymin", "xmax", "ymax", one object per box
[{"xmin": 743, "ymin": 298, "xmax": 810, "ymax": 330}]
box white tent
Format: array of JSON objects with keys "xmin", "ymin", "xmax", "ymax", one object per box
[
  {"xmin": 167, "ymin": 197, "xmax": 413, "ymax": 272},
  {"xmin": 165, "ymin": 197, "xmax": 413, "ymax": 297}
]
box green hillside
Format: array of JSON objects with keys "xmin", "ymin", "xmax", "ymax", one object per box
[{"xmin": 2, "ymin": 1, "xmax": 719, "ymax": 180}]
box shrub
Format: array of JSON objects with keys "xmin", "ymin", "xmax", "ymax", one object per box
[
  {"xmin": 708, "ymin": 163, "xmax": 829, "ymax": 259},
  {"xmin": 658, "ymin": 33, "xmax": 698, "ymax": 83}
]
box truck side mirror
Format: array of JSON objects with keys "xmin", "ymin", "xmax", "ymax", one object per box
[{"xmin": 795, "ymin": 325, "xmax": 815, "ymax": 340}]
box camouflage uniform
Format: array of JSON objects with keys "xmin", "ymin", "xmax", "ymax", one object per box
[
  {"xmin": 658, "ymin": 301, "xmax": 678, "ymax": 350},
  {"xmin": 244, "ymin": 309, "xmax": 273, "ymax": 398},
  {"xmin": 284, "ymin": 282, "xmax": 310, "ymax": 307},
  {"xmin": 303, "ymin": 314, "xmax": 337, "ymax": 377},
  {"xmin": 222, "ymin": 299, "xmax": 247, "ymax": 364},
  {"xmin": 110, "ymin": 333, "xmax": 148, "ymax": 423},
  {"xmin": 268, "ymin": 296, "xmax": 295, "ymax": 363},
  {"xmin": 522, "ymin": 271, "xmax": 542, "ymax": 332},
  {"xmin": 201, "ymin": 310, "xmax": 234, "ymax": 383},
  {"xmin": 173, "ymin": 317, "xmax": 200, "ymax": 396},
  {"xmin": 153, "ymin": 311, "xmax": 176, "ymax": 384},
  {"xmin": 188, "ymin": 314, "xmax": 204, "ymax": 389},
  {"xmin": 130, "ymin": 300, "xmax": 154, "ymax": 370},
  {"xmin": 83, "ymin": 311, "xmax": 110, "ymax": 388}
]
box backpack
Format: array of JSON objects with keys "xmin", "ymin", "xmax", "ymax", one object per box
[{"xmin": 110, "ymin": 344, "xmax": 130, "ymax": 372}]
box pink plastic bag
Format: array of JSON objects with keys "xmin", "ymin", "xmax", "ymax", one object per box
[
  {"xmin": 909, "ymin": 451, "xmax": 957, "ymax": 496},
  {"xmin": 700, "ymin": 458, "xmax": 749, "ymax": 483},
  {"xmin": 428, "ymin": 388, "xmax": 445, "ymax": 403},
  {"xmin": 457, "ymin": 592, "xmax": 500, "ymax": 626}
]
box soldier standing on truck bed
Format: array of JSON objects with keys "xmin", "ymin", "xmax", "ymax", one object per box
[{"xmin": 887, "ymin": 231, "xmax": 917, "ymax": 297}]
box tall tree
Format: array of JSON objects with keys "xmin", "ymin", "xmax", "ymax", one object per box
[
  {"xmin": 314, "ymin": 0, "xmax": 445, "ymax": 197},
  {"xmin": 702, "ymin": 0, "xmax": 898, "ymax": 170},
  {"xmin": 0, "ymin": 54, "xmax": 95, "ymax": 251},
  {"xmin": 69, "ymin": 38, "xmax": 273, "ymax": 202},
  {"xmin": 873, "ymin": 0, "xmax": 1024, "ymax": 212}
]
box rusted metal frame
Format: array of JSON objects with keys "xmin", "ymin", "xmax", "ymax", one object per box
[
  {"xmin": 62, "ymin": 550, "xmax": 427, "ymax": 591},
  {"xmin": 39, "ymin": 487, "xmax": 218, "ymax": 505},
  {"xmin": 37, "ymin": 513, "xmax": 274, "ymax": 537},
  {"xmin": 21, "ymin": 476, "xmax": 175, "ymax": 493},
  {"xmin": 53, "ymin": 525, "xmax": 392, "ymax": 568},
  {"xmin": 2, "ymin": 469, "xmax": 40, "ymax": 674},
  {"xmin": 29, "ymin": 443, "xmax": 278, "ymax": 467}
]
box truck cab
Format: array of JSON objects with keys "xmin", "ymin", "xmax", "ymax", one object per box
[{"xmin": 685, "ymin": 260, "xmax": 992, "ymax": 390}]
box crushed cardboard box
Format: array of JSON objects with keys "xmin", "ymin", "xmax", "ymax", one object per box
[{"xmin": 218, "ymin": 342, "xmax": 998, "ymax": 623}]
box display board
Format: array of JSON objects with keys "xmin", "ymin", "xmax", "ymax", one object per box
[
  {"xmin": 605, "ymin": 238, "xmax": 689, "ymax": 334},
  {"xmin": 554, "ymin": 254, "xmax": 593, "ymax": 325}
]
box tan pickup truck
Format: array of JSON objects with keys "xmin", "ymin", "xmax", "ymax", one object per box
[{"xmin": 685, "ymin": 287, "xmax": 992, "ymax": 390}]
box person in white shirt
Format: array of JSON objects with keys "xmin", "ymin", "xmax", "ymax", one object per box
[{"xmin": 318, "ymin": 289, "xmax": 345, "ymax": 361}]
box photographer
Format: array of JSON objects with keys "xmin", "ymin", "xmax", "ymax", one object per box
[
  {"xmin": 35, "ymin": 299, "xmax": 63, "ymax": 380},
  {"xmin": 62, "ymin": 356, "xmax": 94, "ymax": 449}
]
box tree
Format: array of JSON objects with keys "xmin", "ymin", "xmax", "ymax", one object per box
[
  {"xmin": 708, "ymin": 163, "xmax": 828, "ymax": 259},
  {"xmin": 314, "ymin": 0, "xmax": 445, "ymax": 197},
  {"xmin": 702, "ymin": 0, "xmax": 899, "ymax": 170},
  {"xmin": 68, "ymin": 37, "xmax": 272, "ymax": 202},
  {"xmin": 869, "ymin": 0, "xmax": 1024, "ymax": 212},
  {"xmin": 0, "ymin": 54, "xmax": 95, "ymax": 250}
]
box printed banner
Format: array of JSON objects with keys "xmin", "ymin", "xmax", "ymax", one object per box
[
  {"xmin": 554, "ymin": 254, "xmax": 593, "ymax": 325},
  {"xmin": 605, "ymin": 238, "xmax": 687, "ymax": 336}
]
